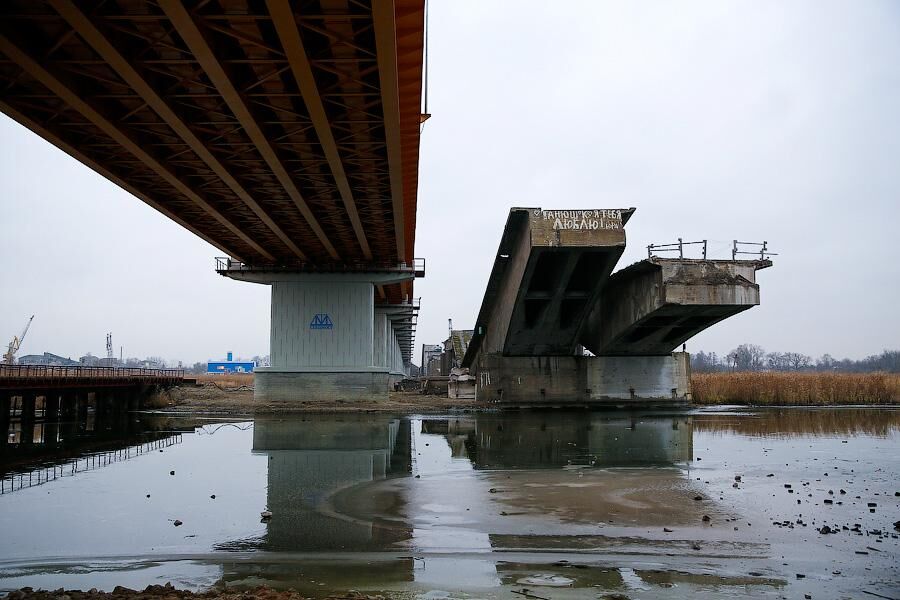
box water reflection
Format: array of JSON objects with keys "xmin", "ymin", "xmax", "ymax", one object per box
[
  {"xmin": 424, "ymin": 412, "xmax": 693, "ymax": 468},
  {"xmin": 1, "ymin": 400, "xmax": 187, "ymax": 494},
  {"xmin": 2, "ymin": 408, "xmax": 897, "ymax": 597},
  {"xmin": 693, "ymin": 407, "xmax": 900, "ymax": 437},
  {"xmin": 218, "ymin": 415, "xmax": 413, "ymax": 553}
]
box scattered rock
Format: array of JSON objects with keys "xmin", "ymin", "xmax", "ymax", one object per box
[
  {"xmin": 210, "ymin": 495, "xmax": 216, "ymax": 499},
  {"xmin": 824, "ymin": 499, "xmax": 833, "ymax": 505},
  {"xmin": 796, "ymin": 573, "xmax": 806, "ymax": 579},
  {"xmin": 173, "ymin": 520, "xmax": 183, "ymax": 527},
  {"xmin": 260, "ymin": 510, "xmax": 273, "ymax": 520},
  {"xmin": 766, "ymin": 473, "xmax": 774, "ymax": 477},
  {"xmin": 169, "ymin": 471, "xmax": 175, "ymax": 476},
  {"xmin": 819, "ymin": 526, "xmax": 832, "ymax": 534},
  {"xmin": 663, "ymin": 527, "xmax": 673, "ymax": 533},
  {"xmin": 702, "ymin": 515, "xmax": 711, "ymax": 522},
  {"xmin": 734, "ymin": 475, "xmax": 742, "ymax": 482},
  {"xmin": 693, "ymin": 495, "xmax": 703, "ymax": 501}
]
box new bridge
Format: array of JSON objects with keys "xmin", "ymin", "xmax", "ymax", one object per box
[{"xmin": 0, "ymin": 0, "xmax": 425, "ymax": 400}]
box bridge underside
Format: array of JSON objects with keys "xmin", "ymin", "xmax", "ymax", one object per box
[
  {"xmin": 582, "ymin": 258, "xmax": 771, "ymax": 356},
  {"xmin": 463, "ymin": 209, "xmax": 772, "ymax": 406},
  {"xmin": 1, "ymin": 1, "xmax": 426, "ymax": 396}
]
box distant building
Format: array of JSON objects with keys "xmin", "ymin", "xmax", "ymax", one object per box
[
  {"xmin": 421, "ymin": 344, "xmax": 443, "ymax": 376},
  {"xmin": 18, "ymin": 352, "xmax": 80, "ymax": 367},
  {"xmin": 79, "ymin": 353, "xmax": 101, "ymax": 366},
  {"xmin": 441, "ymin": 330, "xmax": 473, "ymax": 375},
  {"xmin": 207, "ymin": 351, "xmax": 255, "ymax": 374}
]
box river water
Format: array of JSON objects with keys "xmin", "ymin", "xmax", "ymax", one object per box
[{"xmin": 0, "ymin": 408, "xmax": 898, "ymax": 599}]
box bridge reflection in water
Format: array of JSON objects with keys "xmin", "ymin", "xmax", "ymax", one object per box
[{"xmin": 218, "ymin": 411, "xmax": 694, "ymax": 591}]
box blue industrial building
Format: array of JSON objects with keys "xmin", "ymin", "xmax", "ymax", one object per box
[{"xmin": 207, "ymin": 352, "xmax": 255, "ymax": 374}]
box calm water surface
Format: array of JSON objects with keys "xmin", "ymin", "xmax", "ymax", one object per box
[{"xmin": 1, "ymin": 408, "xmax": 898, "ymax": 599}]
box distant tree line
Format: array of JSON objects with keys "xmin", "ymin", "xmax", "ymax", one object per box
[{"xmin": 691, "ymin": 345, "xmax": 900, "ymax": 373}]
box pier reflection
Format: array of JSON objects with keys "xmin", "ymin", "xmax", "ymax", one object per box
[{"xmin": 424, "ymin": 411, "xmax": 693, "ymax": 469}]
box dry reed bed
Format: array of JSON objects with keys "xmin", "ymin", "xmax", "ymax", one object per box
[
  {"xmin": 193, "ymin": 373, "xmax": 254, "ymax": 389},
  {"xmin": 691, "ymin": 372, "xmax": 900, "ymax": 405}
]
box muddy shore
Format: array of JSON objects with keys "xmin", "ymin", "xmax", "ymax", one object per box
[
  {"xmin": 154, "ymin": 384, "xmax": 478, "ymax": 415},
  {"xmin": 5, "ymin": 586, "xmax": 384, "ymax": 600}
]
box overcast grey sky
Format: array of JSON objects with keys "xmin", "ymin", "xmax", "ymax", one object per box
[{"xmin": 2, "ymin": 0, "xmax": 899, "ymax": 365}]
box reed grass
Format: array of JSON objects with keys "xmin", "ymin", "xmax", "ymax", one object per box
[
  {"xmin": 193, "ymin": 373, "xmax": 254, "ymax": 389},
  {"xmin": 691, "ymin": 372, "xmax": 900, "ymax": 405}
]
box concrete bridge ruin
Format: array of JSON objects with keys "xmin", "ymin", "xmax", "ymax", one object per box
[{"xmin": 462, "ymin": 208, "xmax": 772, "ymax": 406}]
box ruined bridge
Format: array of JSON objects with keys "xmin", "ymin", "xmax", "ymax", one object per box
[{"xmin": 462, "ymin": 208, "xmax": 772, "ymax": 406}]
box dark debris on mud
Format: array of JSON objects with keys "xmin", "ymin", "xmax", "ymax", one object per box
[{"xmin": 5, "ymin": 585, "xmax": 389, "ymax": 600}]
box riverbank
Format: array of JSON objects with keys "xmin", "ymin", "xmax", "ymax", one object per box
[
  {"xmin": 157, "ymin": 372, "xmax": 900, "ymax": 414},
  {"xmin": 154, "ymin": 383, "xmax": 475, "ymax": 415}
]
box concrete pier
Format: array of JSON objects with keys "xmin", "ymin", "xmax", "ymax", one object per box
[{"xmin": 221, "ymin": 266, "xmax": 420, "ymax": 403}]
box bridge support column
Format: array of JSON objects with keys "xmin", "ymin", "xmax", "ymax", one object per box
[
  {"xmin": 224, "ymin": 271, "xmax": 415, "ymax": 404},
  {"xmin": 20, "ymin": 393, "xmax": 36, "ymax": 444},
  {"xmin": 1, "ymin": 394, "xmax": 10, "ymax": 442},
  {"xmin": 473, "ymin": 352, "xmax": 692, "ymax": 407}
]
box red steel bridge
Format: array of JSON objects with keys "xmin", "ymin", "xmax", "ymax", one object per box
[{"xmin": 0, "ymin": 1, "xmax": 426, "ymax": 395}]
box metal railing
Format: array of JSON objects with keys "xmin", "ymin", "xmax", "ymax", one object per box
[
  {"xmin": 0, "ymin": 365, "xmax": 185, "ymax": 379},
  {"xmin": 647, "ymin": 239, "xmax": 777, "ymax": 261},
  {"xmin": 216, "ymin": 257, "xmax": 426, "ymax": 276},
  {"xmin": 648, "ymin": 239, "xmax": 707, "ymax": 259},
  {"xmin": 733, "ymin": 240, "xmax": 778, "ymax": 260}
]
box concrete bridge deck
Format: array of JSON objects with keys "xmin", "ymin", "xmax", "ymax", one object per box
[{"xmin": 582, "ymin": 257, "xmax": 772, "ymax": 356}]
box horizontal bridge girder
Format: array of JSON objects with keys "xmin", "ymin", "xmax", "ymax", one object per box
[{"xmin": 581, "ymin": 258, "xmax": 771, "ymax": 356}]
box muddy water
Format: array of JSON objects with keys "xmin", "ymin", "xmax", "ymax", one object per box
[{"xmin": 0, "ymin": 408, "xmax": 898, "ymax": 599}]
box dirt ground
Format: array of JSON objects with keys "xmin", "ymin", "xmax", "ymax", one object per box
[
  {"xmin": 152, "ymin": 383, "xmax": 480, "ymax": 415},
  {"xmin": 5, "ymin": 585, "xmax": 388, "ymax": 600}
]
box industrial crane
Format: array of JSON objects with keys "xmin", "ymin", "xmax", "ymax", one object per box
[{"xmin": 3, "ymin": 315, "xmax": 34, "ymax": 365}]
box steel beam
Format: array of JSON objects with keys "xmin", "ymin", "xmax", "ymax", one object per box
[
  {"xmin": 0, "ymin": 34, "xmax": 273, "ymax": 261},
  {"xmin": 159, "ymin": 0, "xmax": 340, "ymax": 260},
  {"xmin": 267, "ymin": 0, "xmax": 372, "ymax": 261},
  {"xmin": 0, "ymin": 99, "xmax": 246, "ymax": 262},
  {"xmin": 49, "ymin": 0, "xmax": 304, "ymax": 261},
  {"xmin": 373, "ymin": 0, "xmax": 406, "ymax": 262}
]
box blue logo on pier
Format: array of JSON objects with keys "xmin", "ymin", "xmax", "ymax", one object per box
[{"xmin": 310, "ymin": 313, "xmax": 334, "ymax": 330}]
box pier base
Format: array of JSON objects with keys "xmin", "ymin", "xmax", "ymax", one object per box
[{"xmin": 474, "ymin": 352, "xmax": 692, "ymax": 407}]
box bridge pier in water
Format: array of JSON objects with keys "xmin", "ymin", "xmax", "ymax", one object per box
[{"xmin": 220, "ymin": 266, "xmax": 421, "ymax": 403}]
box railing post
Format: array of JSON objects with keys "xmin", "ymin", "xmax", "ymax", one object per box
[
  {"xmin": 702, "ymin": 240, "xmax": 707, "ymax": 260},
  {"xmin": 732, "ymin": 240, "xmax": 738, "ymax": 260},
  {"xmin": 677, "ymin": 237, "xmax": 683, "ymax": 259}
]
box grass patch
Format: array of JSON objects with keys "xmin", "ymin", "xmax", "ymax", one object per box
[
  {"xmin": 194, "ymin": 373, "xmax": 254, "ymax": 389},
  {"xmin": 691, "ymin": 372, "xmax": 900, "ymax": 405}
]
